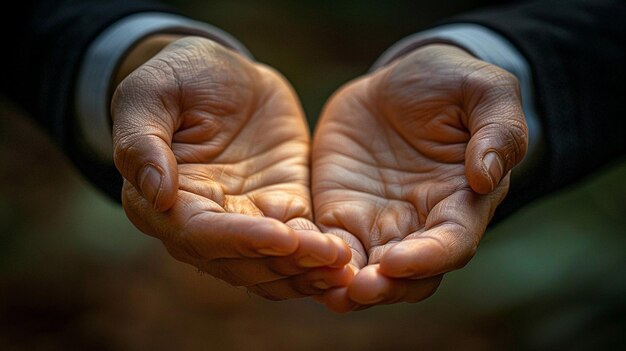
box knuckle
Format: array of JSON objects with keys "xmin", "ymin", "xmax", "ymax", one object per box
[
  {"xmin": 463, "ymin": 64, "xmax": 520, "ymax": 98},
  {"xmin": 502, "ymin": 120, "xmax": 529, "ymax": 164},
  {"xmin": 286, "ymin": 197, "xmax": 313, "ymax": 221},
  {"xmin": 286, "ymin": 217, "xmax": 318, "ymax": 231},
  {"xmin": 492, "ymin": 66, "xmax": 519, "ymax": 87},
  {"xmin": 480, "ymin": 118, "xmax": 528, "ymax": 166},
  {"xmin": 116, "ymin": 66, "xmax": 168, "ymax": 103},
  {"xmin": 113, "ymin": 73, "xmax": 141, "ymax": 99}
]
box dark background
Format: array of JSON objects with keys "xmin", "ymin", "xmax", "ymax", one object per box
[{"xmin": 1, "ymin": 0, "xmax": 625, "ymax": 350}]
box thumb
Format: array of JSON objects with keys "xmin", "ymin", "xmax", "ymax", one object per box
[
  {"xmin": 111, "ymin": 82, "xmax": 179, "ymax": 212},
  {"xmin": 464, "ymin": 82, "xmax": 528, "ymax": 194}
]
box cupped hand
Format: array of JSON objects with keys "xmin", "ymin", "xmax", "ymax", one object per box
[
  {"xmin": 111, "ymin": 37, "xmax": 351, "ymax": 300},
  {"xmin": 312, "ymin": 44, "xmax": 528, "ymax": 311}
]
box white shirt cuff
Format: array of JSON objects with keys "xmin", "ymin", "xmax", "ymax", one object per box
[
  {"xmin": 75, "ymin": 12, "xmax": 252, "ymax": 162},
  {"xmin": 372, "ymin": 24, "xmax": 542, "ymax": 170}
]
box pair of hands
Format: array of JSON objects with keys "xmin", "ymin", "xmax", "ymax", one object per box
[{"xmin": 111, "ymin": 37, "xmax": 527, "ymax": 312}]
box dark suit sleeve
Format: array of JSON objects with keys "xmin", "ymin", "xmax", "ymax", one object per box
[
  {"xmin": 446, "ymin": 0, "xmax": 626, "ymax": 220},
  {"xmin": 0, "ymin": 0, "xmax": 175, "ymax": 202}
]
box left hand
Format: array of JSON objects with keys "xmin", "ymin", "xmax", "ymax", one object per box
[{"xmin": 311, "ymin": 44, "xmax": 528, "ymax": 311}]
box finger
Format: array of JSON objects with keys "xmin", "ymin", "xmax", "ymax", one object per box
[
  {"xmin": 319, "ymin": 227, "xmax": 368, "ymax": 270},
  {"xmin": 314, "ymin": 288, "xmax": 357, "ymax": 313},
  {"xmin": 285, "ymin": 217, "xmax": 319, "ymax": 231},
  {"xmin": 286, "ymin": 218, "xmax": 349, "ymax": 268},
  {"xmin": 379, "ymin": 187, "xmax": 506, "ymax": 279},
  {"xmin": 347, "ymin": 265, "xmax": 442, "ymax": 305},
  {"xmin": 247, "ymin": 266, "xmax": 354, "ymax": 301},
  {"xmin": 190, "ymin": 229, "xmax": 353, "ymax": 286},
  {"xmin": 111, "ymin": 71, "xmax": 179, "ymax": 212},
  {"xmin": 286, "ymin": 221, "xmax": 352, "ymax": 269},
  {"xmin": 366, "ymin": 241, "xmax": 402, "ymax": 265},
  {"xmin": 123, "ymin": 187, "xmax": 299, "ymax": 260},
  {"xmin": 464, "ymin": 71, "xmax": 528, "ymax": 194},
  {"xmin": 313, "ymin": 265, "xmax": 360, "ymax": 313}
]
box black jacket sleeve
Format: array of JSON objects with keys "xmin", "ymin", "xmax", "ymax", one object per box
[
  {"xmin": 1, "ymin": 0, "xmax": 175, "ymax": 201},
  {"xmin": 448, "ymin": 0, "xmax": 626, "ymax": 220}
]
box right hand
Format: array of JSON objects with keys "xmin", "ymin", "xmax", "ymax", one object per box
[{"xmin": 111, "ymin": 37, "xmax": 352, "ymax": 300}]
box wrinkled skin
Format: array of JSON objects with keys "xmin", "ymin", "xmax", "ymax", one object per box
[
  {"xmin": 111, "ymin": 37, "xmax": 352, "ymax": 300},
  {"xmin": 312, "ymin": 45, "xmax": 528, "ymax": 311},
  {"xmin": 111, "ymin": 39, "xmax": 527, "ymax": 309}
]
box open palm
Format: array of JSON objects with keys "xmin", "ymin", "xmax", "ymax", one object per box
[
  {"xmin": 312, "ymin": 45, "xmax": 528, "ymax": 311},
  {"xmin": 112, "ymin": 37, "xmax": 351, "ymax": 300}
]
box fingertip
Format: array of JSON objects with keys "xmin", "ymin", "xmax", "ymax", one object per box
[
  {"xmin": 466, "ymin": 115, "xmax": 527, "ymax": 195},
  {"xmin": 327, "ymin": 235, "xmax": 352, "ymax": 268},
  {"xmin": 337, "ymin": 265, "xmax": 356, "ymax": 285},
  {"xmin": 466, "ymin": 156, "xmax": 495, "ymax": 195},
  {"xmin": 482, "ymin": 151, "xmax": 504, "ymax": 189},
  {"xmin": 151, "ymin": 172, "xmax": 178, "ymax": 212},
  {"xmin": 254, "ymin": 219, "xmax": 299, "ymax": 256},
  {"xmin": 468, "ymin": 150, "xmax": 506, "ymax": 195},
  {"xmin": 318, "ymin": 287, "xmax": 357, "ymax": 313},
  {"xmin": 153, "ymin": 190, "xmax": 178, "ymax": 212},
  {"xmin": 114, "ymin": 134, "xmax": 179, "ymax": 211},
  {"xmin": 379, "ymin": 239, "xmax": 447, "ymax": 279},
  {"xmin": 292, "ymin": 231, "xmax": 340, "ymax": 267},
  {"xmin": 311, "ymin": 265, "xmax": 354, "ymax": 290},
  {"xmin": 378, "ymin": 243, "xmax": 416, "ymax": 278},
  {"xmin": 347, "ymin": 265, "xmax": 389, "ymax": 305}
]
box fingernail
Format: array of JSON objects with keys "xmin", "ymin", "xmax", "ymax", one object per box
[
  {"xmin": 298, "ymin": 254, "xmax": 326, "ymax": 268},
  {"xmin": 482, "ymin": 152, "xmax": 504, "ymax": 190},
  {"xmin": 257, "ymin": 247, "xmax": 291, "ymax": 256},
  {"xmin": 138, "ymin": 164, "xmax": 163, "ymax": 208},
  {"xmin": 312, "ymin": 280, "xmax": 331, "ymax": 290},
  {"xmin": 359, "ymin": 294, "xmax": 384, "ymax": 304}
]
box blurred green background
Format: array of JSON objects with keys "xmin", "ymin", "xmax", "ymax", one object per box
[{"xmin": 1, "ymin": 1, "xmax": 625, "ymax": 350}]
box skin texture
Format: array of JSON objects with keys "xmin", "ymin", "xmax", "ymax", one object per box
[
  {"xmin": 311, "ymin": 44, "xmax": 528, "ymax": 312},
  {"xmin": 111, "ymin": 37, "xmax": 352, "ymax": 300},
  {"xmin": 110, "ymin": 38, "xmax": 527, "ymax": 309}
]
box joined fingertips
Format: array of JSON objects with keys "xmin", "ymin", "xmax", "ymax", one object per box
[
  {"xmin": 347, "ymin": 265, "xmax": 390, "ymax": 305},
  {"xmin": 247, "ymin": 266, "xmax": 353, "ymax": 301},
  {"xmin": 303, "ymin": 266, "xmax": 354, "ymax": 292},
  {"xmin": 316, "ymin": 287, "xmax": 358, "ymax": 313},
  {"xmin": 348, "ymin": 266, "xmax": 443, "ymax": 305}
]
